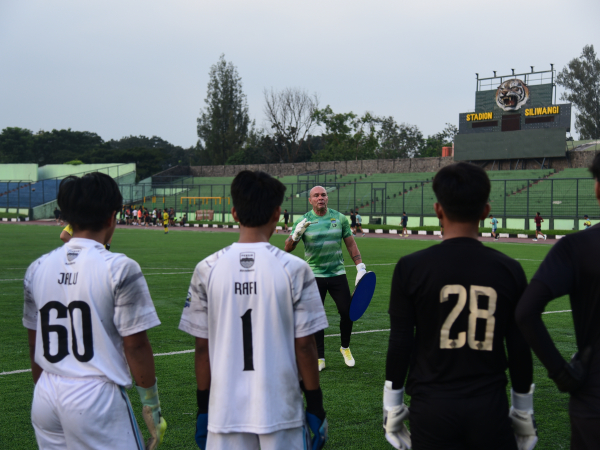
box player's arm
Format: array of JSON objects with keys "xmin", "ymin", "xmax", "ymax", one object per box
[
  {"xmin": 27, "ymin": 329, "xmax": 43, "ymax": 384},
  {"xmin": 383, "ymin": 262, "xmax": 413, "ymax": 449},
  {"xmin": 59, "ymin": 230, "xmax": 71, "ymax": 243},
  {"xmin": 124, "ymin": 331, "xmax": 166, "ymax": 449},
  {"xmin": 285, "ymin": 218, "xmax": 313, "ymax": 253},
  {"xmin": 194, "ymin": 338, "xmax": 211, "ymax": 450},
  {"xmin": 285, "ymin": 236, "xmax": 299, "ymax": 252},
  {"xmin": 343, "ymin": 236, "xmax": 367, "ymax": 285}
]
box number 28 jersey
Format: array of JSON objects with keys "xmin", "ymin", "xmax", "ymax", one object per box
[
  {"xmin": 22, "ymin": 238, "xmax": 161, "ymax": 388},
  {"xmin": 389, "ymin": 238, "xmax": 529, "ymax": 397},
  {"xmin": 179, "ymin": 242, "xmax": 328, "ymax": 434}
]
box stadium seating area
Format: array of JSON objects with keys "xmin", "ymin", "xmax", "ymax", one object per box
[{"xmin": 0, "ymin": 180, "xmax": 61, "ymax": 208}]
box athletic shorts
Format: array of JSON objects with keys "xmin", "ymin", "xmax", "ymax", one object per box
[
  {"xmin": 536, "ymin": 226, "xmax": 541, "ymax": 232},
  {"xmin": 32, "ymin": 371, "xmax": 144, "ymax": 450},
  {"xmin": 207, "ymin": 426, "xmax": 308, "ymax": 450},
  {"xmin": 492, "ymin": 228, "xmax": 497, "ymax": 232},
  {"xmin": 570, "ymin": 415, "xmax": 600, "ymax": 450},
  {"xmin": 409, "ymin": 389, "xmax": 517, "ymax": 450}
]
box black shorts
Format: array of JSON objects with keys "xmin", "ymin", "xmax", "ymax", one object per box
[
  {"xmin": 570, "ymin": 415, "xmax": 600, "ymax": 449},
  {"xmin": 351, "ymin": 222, "xmax": 356, "ymax": 227},
  {"xmin": 409, "ymin": 389, "xmax": 517, "ymax": 450},
  {"xmin": 536, "ymin": 226, "xmax": 541, "ymax": 232}
]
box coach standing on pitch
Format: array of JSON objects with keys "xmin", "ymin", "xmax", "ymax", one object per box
[{"xmin": 285, "ymin": 186, "xmax": 367, "ymax": 371}]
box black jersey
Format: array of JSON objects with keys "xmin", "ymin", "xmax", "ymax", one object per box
[
  {"xmin": 523, "ymin": 224, "xmax": 600, "ymax": 417},
  {"xmin": 388, "ymin": 237, "xmax": 532, "ymax": 398},
  {"xmin": 283, "ymin": 212, "xmax": 289, "ymax": 223},
  {"xmin": 350, "ymin": 214, "xmax": 356, "ymax": 226}
]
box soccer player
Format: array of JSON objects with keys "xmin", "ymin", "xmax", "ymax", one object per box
[
  {"xmin": 490, "ymin": 214, "xmax": 499, "ymax": 240},
  {"xmin": 350, "ymin": 210, "xmax": 357, "ymax": 235},
  {"xmin": 516, "ymin": 154, "xmax": 600, "ymax": 449},
  {"xmin": 179, "ymin": 171, "xmax": 329, "ymax": 450},
  {"xmin": 383, "ymin": 163, "xmax": 536, "ymax": 450},
  {"xmin": 285, "ymin": 186, "xmax": 367, "ymax": 371},
  {"xmin": 23, "ymin": 172, "xmax": 166, "ymax": 450},
  {"xmin": 401, "ymin": 212, "xmax": 408, "ymax": 237},
  {"xmin": 283, "ymin": 208, "xmax": 290, "ymax": 233},
  {"xmin": 532, "ymin": 212, "xmax": 546, "ymax": 241},
  {"xmin": 583, "ymin": 214, "xmax": 591, "ymax": 229},
  {"xmin": 163, "ymin": 209, "xmax": 169, "ymax": 234},
  {"xmin": 355, "ymin": 212, "xmax": 364, "ymax": 236},
  {"xmin": 60, "ymin": 223, "xmax": 73, "ymax": 243}
]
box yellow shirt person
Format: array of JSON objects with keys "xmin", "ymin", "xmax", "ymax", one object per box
[{"xmin": 163, "ymin": 211, "xmax": 169, "ymax": 234}]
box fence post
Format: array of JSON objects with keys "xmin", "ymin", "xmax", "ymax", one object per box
[
  {"xmin": 291, "ymin": 184, "xmax": 294, "ymax": 222},
  {"xmin": 526, "ymin": 179, "xmax": 530, "ymax": 230},
  {"xmin": 420, "ymin": 182, "xmax": 424, "ymax": 226},
  {"xmin": 337, "ymin": 182, "xmax": 340, "ymax": 212},
  {"xmin": 503, "ymin": 180, "xmax": 507, "ymax": 227},
  {"xmin": 384, "ymin": 182, "xmax": 387, "ymax": 225},
  {"xmin": 550, "ymin": 179, "xmax": 554, "ymax": 230},
  {"xmin": 576, "ymin": 179, "xmax": 579, "ymax": 229},
  {"xmin": 402, "ymin": 182, "xmax": 405, "ymax": 214},
  {"xmin": 222, "ymin": 185, "xmax": 225, "ymax": 222},
  {"xmin": 354, "ymin": 182, "xmax": 357, "ymax": 213}
]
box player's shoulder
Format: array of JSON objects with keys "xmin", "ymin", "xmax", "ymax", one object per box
[
  {"xmin": 266, "ymin": 244, "xmax": 310, "ymax": 269},
  {"xmin": 25, "ymin": 247, "xmax": 61, "ymax": 280},
  {"xmin": 328, "ymin": 208, "xmax": 348, "ymax": 220},
  {"xmin": 193, "ymin": 245, "xmax": 235, "ymax": 276}
]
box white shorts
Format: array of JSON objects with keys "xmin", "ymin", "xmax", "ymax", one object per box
[
  {"xmin": 207, "ymin": 426, "xmax": 308, "ymax": 450},
  {"xmin": 32, "ymin": 371, "xmax": 144, "ymax": 450}
]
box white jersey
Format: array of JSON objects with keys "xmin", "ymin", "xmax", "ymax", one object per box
[
  {"xmin": 179, "ymin": 242, "xmax": 328, "ymax": 435},
  {"xmin": 23, "ymin": 238, "xmax": 161, "ymax": 388}
]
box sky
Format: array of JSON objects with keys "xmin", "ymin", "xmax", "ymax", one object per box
[{"xmin": 0, "ymin": 0, "xmax": 598, "ymax": 148}]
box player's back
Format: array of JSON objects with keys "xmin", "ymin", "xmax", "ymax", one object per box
[
  {"xmin": 180, "ymin": 242, "xmax": 327, "ymax": 434},
  {"xmin": 23, "ymin": 238, "xmax": 160, "ymax": 387},
  {"xmin": 392, "ymin": 237, "xmax": 527, "ymax": 398}
]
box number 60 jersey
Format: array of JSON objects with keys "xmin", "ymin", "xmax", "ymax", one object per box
[
  {"xmin": 179, "ymin": 242, "xmax": 328, "ymax": 435},
  {"xmin": 22, "ymin": 238, "xmax": 161, "ymax": 388}
]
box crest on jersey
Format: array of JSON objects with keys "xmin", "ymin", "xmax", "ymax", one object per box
[
  {"xmin": 240, "ymin": 252, "xmax": 255, "ymax": 269},
  {"xmin": 66, "ymin": 248, "xmax": 81, "ymax": 262}
]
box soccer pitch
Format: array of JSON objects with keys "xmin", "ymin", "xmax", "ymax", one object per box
[{"xmin": 0, "ymin": 225, "xmax": 576, "ymax": 449}]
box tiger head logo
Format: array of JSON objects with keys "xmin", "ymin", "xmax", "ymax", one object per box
[{"xmin": 495, "ymin": 79, "xmax": 529, "ymax": 111}]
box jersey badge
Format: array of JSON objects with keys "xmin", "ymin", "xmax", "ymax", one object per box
[
  {"xmin": 240, "ymin": 252, "xmax": 255, "ymax": 269},
  {"xmin": 66, "ymin": 248, "xmax": 81, "ymax": 263},
  {"xmin": 330, "ymin": 218, "xmax": 337, "ymax": 227}
]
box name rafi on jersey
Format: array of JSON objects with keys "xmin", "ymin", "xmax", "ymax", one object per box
[
  {"xmin": 58, "ymin": 272, "xmax": 78, "ymax": 285},
  {"xmin": 235, "ymin": 282, "xmax": 257, "ymax": 295}
]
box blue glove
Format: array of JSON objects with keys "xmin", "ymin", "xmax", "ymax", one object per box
[
  {"xmin": 306, "ymin": 412, "xmax": 328, "ymax": 450},
  {"xmin": 195, "ymin": 413, "xmax": 208, "ymax": 449}
]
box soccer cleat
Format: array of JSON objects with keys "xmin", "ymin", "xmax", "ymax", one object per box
[
  {"xmin": 340, "ymin": 347, "xmax": 355, "ymax": 367},
  {"xmin": 318, "ymin": 359, "xmax": 326, "ymax": 372},
  {"xmin": 543, "ymin": 235, "xmax": 547, "ymax": 240},
  {"xmin": 532, "ymin": 239, "xmax": 537, "ymax": 241},
  {"xmin": 362, "ymin": 233, "xmax": 365, "ymax": 237}
]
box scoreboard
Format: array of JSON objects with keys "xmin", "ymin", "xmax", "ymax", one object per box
[{"xmin": 454, "ymin": 67, "xmax": 571, "ymax": 161}]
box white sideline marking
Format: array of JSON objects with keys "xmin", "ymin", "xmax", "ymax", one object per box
[{"xmin": 0, "ymin": 313, "xmax": 573, "ymax": 377}]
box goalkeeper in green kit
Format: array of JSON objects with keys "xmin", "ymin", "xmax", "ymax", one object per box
[{"xmin": 285, "ymin": 186, "xmax": 367, "ymax": 371}]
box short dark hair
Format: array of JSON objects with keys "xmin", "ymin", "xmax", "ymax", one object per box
[
  {"xmin": 489, "ymin": 214, "xmax": 493, "ymax": 217},
  {"xmin": 57, "ymin": 172, "xmax": 122, "ymax": 232},
  {"xmin": 537, "ymin": 212, "xmax": 540, "ymax": 215},
  {"xmin": 432, "ymin": 163, "xmax": 490, "ymax": 222},
  {"xmin": 231, "ymin": 171, "xmax": 285, "ymax": 227},
  {"xmin": 590, "ymin": 153, "xmax": 600, "ymax": 179}
]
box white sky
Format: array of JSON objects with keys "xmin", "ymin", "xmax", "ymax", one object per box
[{"xmin": 0, "ymin": 0, "xmax": 598, "ymax": 147}]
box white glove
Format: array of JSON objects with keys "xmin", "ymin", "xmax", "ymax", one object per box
[
  {"xmin": 355, "ymin": 263, "xmax": 367, "ymax": 286},
  {"xmin": 136, "ymin": 380, "xmax": 167, "ymax": 450},
  {"xmin": 509, "ymin": 384, "xmax": 537, "ymax": 450},
  {"xmin": 292, "ymin": 218, "xmax": 313, "ymax": 242},
  {"xmin": 383, "ymin": 381, "xmax": 412, "ymax": 449}
]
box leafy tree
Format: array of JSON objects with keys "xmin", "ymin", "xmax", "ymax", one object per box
[
  {"xmin": 311, "ymin": 107, "xmax": 379, "ymax": 161},
  {"xmin": 557, "ymin": 45, "xmax": 600, "ymax": 140},
  {"xmin": 0, "ymin": 127, "xmax": 34, "ymax": 163},
  {"xmin": 377, "ymin": 117, "xmax": 423, "ymax": 159},
  {"xmin": 32, "ymin": 129, "xmax": 108, "ymax": 164},
  {"xmin": 197, "ymin": 55, "xmax": 250, "ymax": 165}
]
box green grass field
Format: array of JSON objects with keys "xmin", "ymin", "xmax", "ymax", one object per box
[{"xmin": 0, "ymin": 225, "xmax": 577, "ymax": 449}]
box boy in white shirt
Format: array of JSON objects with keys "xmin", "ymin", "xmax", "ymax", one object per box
[
  {"xmin": 179, "ymin": 171, "xmax": 329, "ymax": 450},
  {"xmin": 23, "ymin": 172, "xmax": 166, "ymax": 450}
]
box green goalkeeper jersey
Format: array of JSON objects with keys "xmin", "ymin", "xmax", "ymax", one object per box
[{"xmin": 291, "ymin": 208, "xmax": 353, "ymax": 277}]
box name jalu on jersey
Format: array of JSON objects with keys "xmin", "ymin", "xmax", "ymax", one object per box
[
  {"xmin": 235, "ymin": 282, "xmax": 257, "ymax": 295},
  {"xmin": 58, "ymin": 272, "xmax": 78, "ymax": 285}
]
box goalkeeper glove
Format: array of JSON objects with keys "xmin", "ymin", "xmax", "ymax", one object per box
[
  {"xmin": 292, "ymin": 219, "xmax": 314, "ymax": 242},
  {"xmin": 195, "ymin": 390, "xmax": 209, "ymax": 450},
  {"xmin": 509, "ymin": 384, "xmax": 538, "ymax": 450},
  {"xmin": 136, "ymin": 379, "xmax": 167, "ymax": 450},
  {"xmin": 550, "ymin": 347, "xmax": 591, "ymax": 394},
  {"xmin": 302, "ymin": 384, "xmax": 328, "ymax": 450},
  {"xmin": 383, "ymin": 381, "xmax": 411, "ymax": 449},
  {"xmin": 355, "ymin": 263, "xmax": 367, "ymax": 286}
]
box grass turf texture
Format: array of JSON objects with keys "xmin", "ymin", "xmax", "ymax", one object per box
[{"xmin": 0, "ymin": 224, "xmax": 576, "ymax": 449}]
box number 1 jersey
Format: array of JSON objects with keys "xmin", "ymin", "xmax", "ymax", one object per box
[
  {"xmin": 22, "ymin": 238, "xmax": 161, "ymax": 388},
  {"xmin": 179, "ymin": 242, "xmax": 329, "ymax": 434}
]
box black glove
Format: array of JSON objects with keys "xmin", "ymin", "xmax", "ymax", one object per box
[{"xmin": 550, "ymin": 347, "xmax": 592, "ymax": 393}]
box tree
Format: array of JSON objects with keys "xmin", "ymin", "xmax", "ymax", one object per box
[
  {"xmin": 32, "ymin": 129, "xmax": 108, "ymax": 164},
  {"xmin": 557, "ymin": 45, "xmax": 600, "ymax": 139},
  {"xmin": 377, "ymin": 117, "xmax": 423, "ymax": 159},
  {"xmin": 0, "ymin": 127, "xmax": 34, "ymax": 163},
  {"xmin": 197, "ymin": 55, "xmax": 250, "ymax": 165},
  {"xmin": 263, "ymin": 88, "xmax": 319, "ymax": 162}
]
